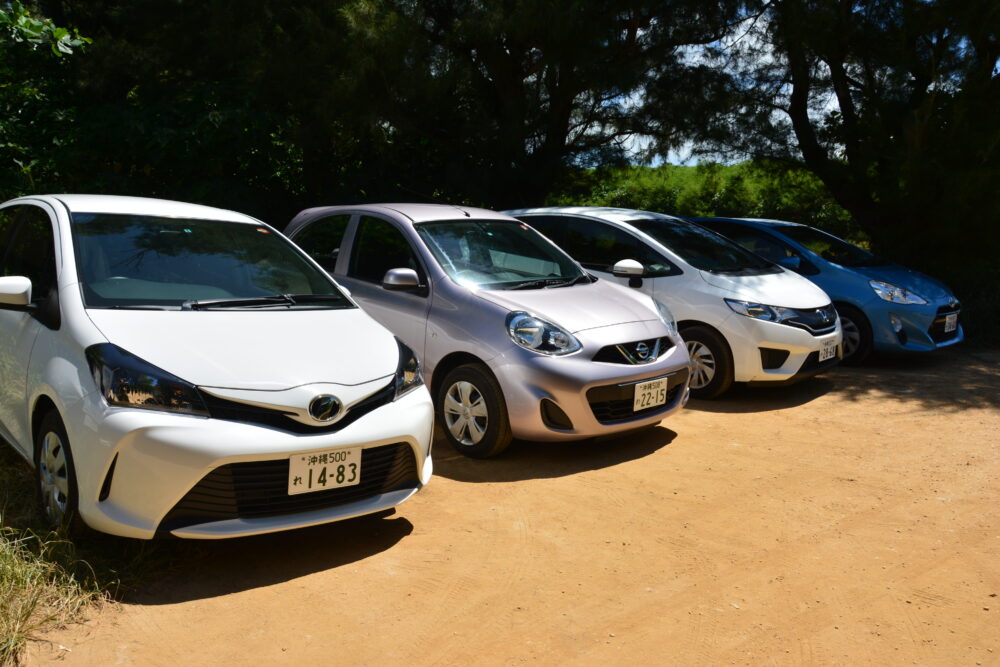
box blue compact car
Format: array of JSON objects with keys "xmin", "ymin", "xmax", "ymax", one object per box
[{"xmin": 694, "ymin": 217, "xmax": 963, "ymax": 363}]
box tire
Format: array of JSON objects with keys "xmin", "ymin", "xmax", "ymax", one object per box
[
  {"xmin": 437, "ymin": 363, "xmax": 512, "ymax": 458},
  {"xmin": 682, "ymin": 325, "xmax": 734, "ymax": 399},
  {"xmin": 34, "ymin": 411, "xmax": 87, "ymax": 536},
  {"xmin": 835, "ymin": 303, "xmax": 873, "ymax": 365}
]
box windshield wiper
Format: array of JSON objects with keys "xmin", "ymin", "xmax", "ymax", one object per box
[
  {"xmin": 284, "ymin": 293, "xmax": 349, "ymax": 305},
  {"xmin": 182, "ymin": 295, "xmax": 295, "ymax": 310},
  {"xmin": 181, "ymin": 294, "xmax": 350, "ymax": 311},
  {"xmin": 100, "ymin": 304, "xmax": 175, "ymax": 310},
  {"xmin": 506, "ymin": 277, "xmax": 580, "ymax": 290},
  {"xmin": 546, "ymin": 274, "xmax": 592, "ymax": 288}
]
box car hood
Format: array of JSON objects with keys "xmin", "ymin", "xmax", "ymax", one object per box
[
  {"xmin": 699, "ymin": 269, "xmax": 832, "ymax": 308},
  {"xmin": 85, "ymin": 309, "xmax": 398, "ymax": 390},
  {"xmin": 474, "ymin": 280, "xmax": 658, "ymax": 333},
  {"xmin": 850, "ymin": 264, "xmax": 955, "ymax": 302}
]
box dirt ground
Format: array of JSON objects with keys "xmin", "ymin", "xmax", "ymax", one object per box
[{"xmin": 27, "ymin": 348, "xmax": 1000, "ymax": 666}]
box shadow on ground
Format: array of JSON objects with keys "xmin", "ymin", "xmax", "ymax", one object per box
[
  {"xmin": 685, "ymin": 377, "xmax": 835, "ymax": 414},
  {"xmin": 432, "ymin": 424, "xmax": 676, "ymax": 483},
  {"xmin": 683, "ymin": 347, "xmax": 998, "ymax": 414},
  {"xmin": 825, "ymin": 347, "xmax": 1000, "ymax": 411},
  {"xmin": 118, "ymin": 510, "xmax": 414, "ymax": 605},
  {"xmin": 0, "ymin": 445, "xmax": 413, "ymax": 605}
]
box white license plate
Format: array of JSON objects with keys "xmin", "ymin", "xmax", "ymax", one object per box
[
  {"xmin": 633, "ymin": 377, "xmax": 668, "ymax": 412},
  {"xmin": 819, "ymin": 339, "xmax": 838, "ymax": 362},
  {"xmin": 944, "ymin": 313, "xmax": 958, "ymax": 333},
  {"xmin": 288, "ymin": 447, "xmax": 361, "ymax": 495}
]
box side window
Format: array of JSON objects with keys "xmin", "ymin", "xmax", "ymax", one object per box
[
  {"xmin": 348, "ymin": 216, "xmax": 422, "ymax": 284},
  {"xmin": 3, "ymin": 206, "xmax": 57, "ymax": 302},
  {"xmin": 0, "ymin": 207, "xmax": 18, "ymax": 257},
  {"xmin": 526, "ymin": 216, "xmax": 678, "ymax": 276},
  {"xmin": 711, "ymin": 224, "xmax": 797, "ymax": 264},
  {"xmin": 293, "ymin": 214, "xmax": 350, "ymax": 271}
]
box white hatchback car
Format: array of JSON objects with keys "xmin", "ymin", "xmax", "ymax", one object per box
[
  {"xmin": 0, "ymin": 195, "xmax": 433, "ymax": 539},
  {"xmin": 505, "ymin": 207, "xmax": 843, "ymax": 398}
]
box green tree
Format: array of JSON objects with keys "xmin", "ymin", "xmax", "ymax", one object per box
[
  {"xmin": 643, "ymin": 0, "xmax": 1000, "ymax": 291},
  {"xmin": 0, "ymin": 2, "xmax": 89, "ymax": 195}
]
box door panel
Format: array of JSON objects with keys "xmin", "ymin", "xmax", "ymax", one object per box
[
  {"xmin": 338, "ymin": 216, "xmax": 430, "ymax": 358},
  {"xmin": 0, "ymin": 204, "xmax": 58, "ymax": 453}
]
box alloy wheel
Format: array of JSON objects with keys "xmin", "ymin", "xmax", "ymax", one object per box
[
  {"xmin": 686, "ymin": 340, "xmax": 717, "ymax": 389},
  {"xmin": 39, "ymin": 431, "xmax": 70, "ymax": 523},
  {"xmin": 840, "ymin": 315, "xmax": 861, "ymax": 359},
  {"xmin": 443, "ymin": 380, "xmax": 489, "ymax": 446}
]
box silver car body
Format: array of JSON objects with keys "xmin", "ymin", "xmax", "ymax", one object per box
[{"xmin": 286, "ymin": 204, "xmax": 691, "ymax": 442}]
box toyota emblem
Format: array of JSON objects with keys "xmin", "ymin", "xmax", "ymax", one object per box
[{"xmin": 309, "ymin": 395, "xmax": 342, "ymax": 422}]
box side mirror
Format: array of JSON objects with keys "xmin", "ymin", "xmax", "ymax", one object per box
[
  {"xmin": 775, "ymin": 255, "xmax": 802, "ymax": 272},
  {"xmin": 382, "ymin": 268, "xmax": 421, "ymax": 292},
  {"xmin": 612, "ymin": 259, "xmax": 644, "ymax": 289},
  {"xmin": 0, "ymin": 276, "xmax": 32, "ymax": 307}
]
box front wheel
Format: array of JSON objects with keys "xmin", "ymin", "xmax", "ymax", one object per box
[
  {"xmin": 438, "ymin": 364, "xmax": 512, "ymax": 458},
  {"xmin": 34, "ymin": 411, "xmax": 87, "ymax": 535},
  {"xmin": 682, "ymin": 325, "xmax": 734, "ymax": 399},
  {"xmin": 835, "ymin": 304, "xmax": 873, "ymax": 364}
]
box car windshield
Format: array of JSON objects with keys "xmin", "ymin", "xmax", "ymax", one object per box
[
  {"xmin": 777, "ymin": 225, "xmax": 888, "ymax": 267},
  {"xmin": 71, "ymin": 213, "xmax": 352, "ymax": 309},
  {"xmin": 628, "ymin": 218, "xmax": 779, "ymax": 274},
  {"xmin": 415, "ymin": 219, "xmax": 588, "ymax": 289}
]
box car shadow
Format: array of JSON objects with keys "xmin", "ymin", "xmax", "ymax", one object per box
[
  {"xmin": 432, "ymin": 424, "xmax": 676, "ymax": 483},
  {"xmin": 0, "ymin": 445, "xmax": 414, "ymax": 605},
  {"xmin": 825, "ymin": 346, "xmax": 1000, "ymax": 411},
  {"xmin": 104, "ymin": 510, "xmax": 414, "ymax": 605},
  {"xmin": 684, "ymin": 376, "xmax": 835, "ymax": 414}
]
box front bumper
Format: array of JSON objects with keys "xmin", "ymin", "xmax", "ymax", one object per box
[
  {"xmin": 867, "ymin": 298, "xmax": 964, "ymax": 353},
  {"xmin": 721, "ymin": 312, "xmax": 842, "ymax": 383},
  {"xmin": 489, "ymin": 321, "xmax": 691, "ymax": 442},
  {"xmin": 67, "ymin": 386, "xmax": 434, "ymax": 539}
]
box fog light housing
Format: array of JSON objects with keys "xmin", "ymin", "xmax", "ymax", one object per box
[
  {"xmin": 889, "ymin": 313, "xmax": 903, "ymax": 333},
  {"xmin": 540, "ymin": 399, "xmax": 573, "ymax": 430}
]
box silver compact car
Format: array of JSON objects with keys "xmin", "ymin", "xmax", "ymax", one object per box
[{"xmin": 286, "ymin": 204, "xmax": 691, "ymax": 458}]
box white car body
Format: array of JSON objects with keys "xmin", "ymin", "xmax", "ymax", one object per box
[
  {"xmin": 505, "ymin": 207, "xmax": 843, "ymax": 392},
  {"xmin": 0, "ymin": 195, "xmax": 433, "ymax": 539}
]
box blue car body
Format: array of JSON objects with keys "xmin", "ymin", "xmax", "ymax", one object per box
[{"xmin": 693, "ymin": 217, "xmax": 963, "ymax": 357}]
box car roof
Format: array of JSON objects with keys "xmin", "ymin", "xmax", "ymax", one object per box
[
  {"xmin": 503, "ymin": 206, "xmax": 683, "ymax": 225},
  {"xmin": 11, "ymin": 194, "xmax": 259, "ymax": 224},
  {"xmin": 293, "ymin": 203, "xmax": 517, "ymax": 225},
  {"xmin": 697, "ymin": 216, "xmax": 806, "ymax": 229}
]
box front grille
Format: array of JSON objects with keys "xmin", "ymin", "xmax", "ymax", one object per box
[
  {"xmin": 199, "ymin": 381, "xmax": 395, "ymax": 435},
  {"xmin": 586, "ymin": 368, "xmax": 689, "ymax": 425},
  {"xmin": 928, "ymin": 305, "xmax": 960, "ymax": 343},
  {"xmin": 784, "ymin": 304, "xmax": 838, "ymax": 335},
  {"xmin": 593, "ymin": 337, "xmax": 674, "ymax": 364},
  {"xmin": 158, "ymin": 442, "xmax": 418, "ymax": 532}
]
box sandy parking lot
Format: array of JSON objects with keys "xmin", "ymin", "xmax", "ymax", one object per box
[{"xmin": 28, "ymin": 349, "xmax": 1000, "ymax": 665}]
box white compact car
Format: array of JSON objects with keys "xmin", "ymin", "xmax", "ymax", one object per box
[
  {"xmin": 505, "ymin": 207, "xmax": 843, "ymax": 398},
  {"xmin": 0, "ymin": 195, "xmax": 433, "ymax": 539}
]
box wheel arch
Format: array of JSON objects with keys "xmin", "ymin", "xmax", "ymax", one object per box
[
  {"xmin": 832, "ymin": 300, "xmax": 870, "ymax": 322},
  {"xmin": 30, "ymin": 395, "xmax": 60, "ymax": 459},
  {"xmin": 430, "ymin": 351, "xmax": 492, "ymax": 400},
  {"xmin": 677, "ymin": 319, "xmax": 731, "ymax": 351}
]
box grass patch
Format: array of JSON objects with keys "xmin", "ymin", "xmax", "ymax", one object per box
[{"xmin": 0, "ymin": 445, "xmax": 202, "ymax": 664}]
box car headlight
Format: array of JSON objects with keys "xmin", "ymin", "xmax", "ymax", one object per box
[
  {"xmin": 85, "ymin": 343, "xmax": 209, "ymax": 416},
  {"xmin": 654, "ymin": 299, "xmax": 679, "ymax": 338},
  {"xmin": 869, "ymin": 280, "xmax": 927, "ymax": 305},
  {"xmin": 395, "ymin": 339, "xmax": 424, "ymax": 398},
  {"xmin": 724, "ymin": 298, "xmax": 799, "ymax": 323},
  {"xmin": 506, "ymin": 311, "xmax": 581, "ymax": 355}
]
